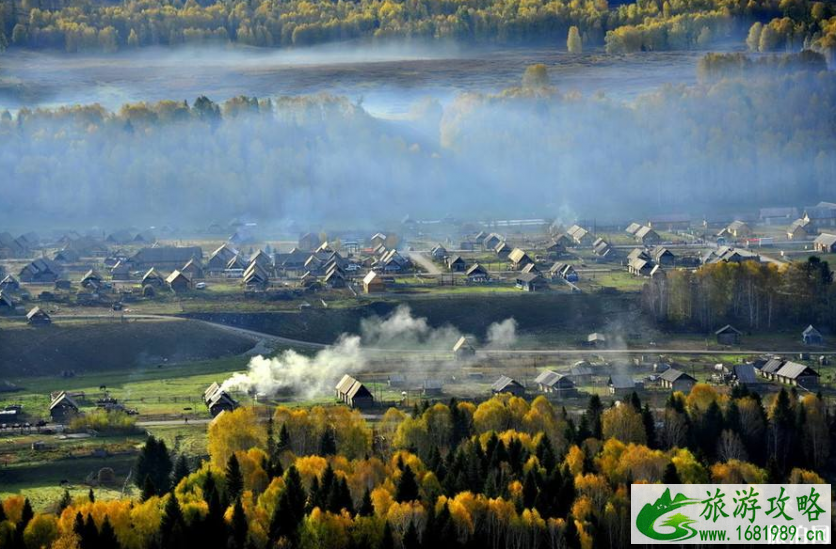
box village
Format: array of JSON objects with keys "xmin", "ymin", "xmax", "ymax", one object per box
[{"xmin": 1, "ymin": 203, "xmax": 835, "ymax": 506}]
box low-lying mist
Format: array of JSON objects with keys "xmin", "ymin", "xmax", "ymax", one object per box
[
  {"xmin": 0, "ymin": 57, "xmax": 833, "ymax": 229},
  {"xmin": 220, "ymin": 306, "xmax": 516, "ymax": 398}
]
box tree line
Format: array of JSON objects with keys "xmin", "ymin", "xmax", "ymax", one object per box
[
  {"xmin": 642, "ymin": 257, "xmax": 836, "ymax": 331},
  {"xmin": 0, "ymin": 0, "xmax": 825, "ymax": 54},
  {"xmin": 1, "ymin": 63, "xmax": 835, "ymax": 228},
  {"xmin": 0, "ymin": 387, "xmax": 832, "ymax": 549}
]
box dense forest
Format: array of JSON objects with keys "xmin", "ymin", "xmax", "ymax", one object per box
[
  {"xmin": 0, "ymin": 0, "xmax": 834, "ymax": 54},
  {"xmin": 643, "ymin": 256, "xmax": 836, "ymax": 331},
  {"xmin": 0, "ymin": 388, "xmax": 832, "ymax": 549},
  {"xmin": 0, "ymin": 58, "xmax": 833, "ymax": 226}
]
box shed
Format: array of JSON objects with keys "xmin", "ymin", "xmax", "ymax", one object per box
[
  {"xmin": 587, "ymin": 333, "xmax": 607, "ymax": 348},
  {"xmin": 568, "ymin": 362, "xmax": 594, "ymax": 385},
  {"xmin": 508, "ymin": 248, "xmax": 534, "ymax": 269},
  {"xmin": 141, "ymin": 268, "xmax": 166, "ymax": 287},
  {"xmin": 80, "ymin": 270, "xmax": 103, "ymax": 290},
  {"xmin": 204, "ymin": 382, "xmax": 239, "ymax": 417},
  {"xmin": 731, "ymin": 364, "xmax": 761, "ymax": 387},
  {"xmin": 27, "ymin": 307, "xmax": 51, "ymax": 326},
  {"xmin": 447, "ymin": 255, "xmax": 466, "ymax": 272},
  {"xmin": 49, "ymin": 392, "xmax": 79, "ymax": 422},
  {"xmin": 534, "ymin": 370, "xmax": 575, "ymax": 396},
  {"xmin": 802, "ymin": 325, "xmax": 823, "ymax": 346},
  {"xmin": 166, "ymin": 270, "xmax": 192, "ymax": 293},
  {"xmin": 813, "ymin": 233, "xmax": 836, "ymax": 253},
  {"xmin": 515, "ymin": 272, "xmax": 547, "ymax": 292},
  {"xmin": 110, "ymin": 261, "xmax": 131, "ymax": 281},
  {"xmin": 0, "ymin": 275, "xmax": 20, "ymax": 292},
  {"xmin": 773, "ymin": 362, "xmax": 820, "ymax": 389},
  {"xmin": 658, "ymin": 369, "xmax": 696, "ymax": 392},
  {"xmin": 422, "ymin": 379, "xmax": 444, "ymax": 397},
  {"xmin": 129, "ymin": 247, "xmax": 202, "ymax": 269},
  {"xmin": 465, "ymin": 264, "xmax": 488, "ymax": 282},
  {"xmin": 608, "ymin": 374, "xmax": 636, "ymax": 396},
  {"xmin": 335, "ymin": 374, "xmax": 374, "ymax": 409},
  {"xmin": 363, "ymin": 271, "xmax": 385, "ymax": 294},
  {"xmin": 483, "ymin": 233, "xmax": 504, "ymax": 251},
  {"xmin": 715, "ymin": 325, "xmax": 742, "ymax": 346},
  {"xmin": 181, "ymin": 259, "xmax": 205, "ymax": 280},
  {"xmin": 491, "ymin": 375, "xmax": 525, "ymax": 397},
  {"xmin": 453, "ymin": 336, "xmax": 476, "ymax": 359},
  {"xmin": 634, "ymin": 226, "xmax": 661, "ymax": 246}
]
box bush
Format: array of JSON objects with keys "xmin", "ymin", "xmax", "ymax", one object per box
[{"xmin": 68, "ymin": 409, "xmax": 139, "ymax": 434}]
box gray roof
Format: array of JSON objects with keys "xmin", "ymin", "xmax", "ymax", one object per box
[
  {"xmin": 802, "ymin": 325, "xmax": 821, "ymax": 337},
  {"xmin": 49, "ymin": 391, "xmax": 78, "ymax": 411},
  {"xmin": 516, "ymin": 272, "xmax": 544, "ymax": 284},
  {"xmin": 659, "ymin": 368, "xmax": 695, "ymax": 383},
  {"xmin": 775, "ymin": 361, "xmax": 819, "ymax": 380},
  {"xmin": 760, "ymin": 357, "xmax": 785, "ymax": 375},
  {"xmin": 570, "ymin": 362, "xmax": 593, "ymax": 376},
  {"xmin": 733, "ymin": 364, "xmax": 759, "ymax": 384},
  {"xmin": 715, "ymin": 324, "xmax": 742, "ymax": 335},
  {"xmin": 466, "ymin": 264, "xmax": 487, "ymax": 276},
  {"xmin": 508, "ymin": 248, "xmax": 531, "ymax": 263},
  {"xmin": 131, "ymin": 246, "xmax": 202, "ymax": 264},
  {"xmin": 26, "ymin": 306, "xmax": 49, "ymax": 320},
  {"xmin": 608, "ymin": 374, "xmax": 635, "ymax": 389},
  {"xmin": 534, "ymin": 370, "xmax": 573, "ymax": 388},
  {"xmin": 491, "ymin": 375, "xmax": 523, "ymax": 392},
  {"xmin": 814, "ymin": 233, "xmax": 836, "ymax": 248}
]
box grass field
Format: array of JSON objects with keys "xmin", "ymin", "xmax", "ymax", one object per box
[{"xmin": 0, "ymin": 318, "xmax": 256, "ymax": 378}]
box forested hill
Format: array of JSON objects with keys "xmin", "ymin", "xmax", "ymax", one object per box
[{"xmin": 0, "ymin": 0, "xmax": 834, "ymax": 55}]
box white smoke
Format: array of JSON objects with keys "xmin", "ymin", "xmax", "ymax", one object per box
[
  {"xmin": 485, "ymin": 318, "xmax": 517, "ymax": 349},
  {"xmin": 220, "ymin": 305, "xmax": 516, "ymax": 398}
]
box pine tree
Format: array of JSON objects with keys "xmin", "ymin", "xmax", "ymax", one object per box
[
  {"xmin": 662, "ymin": 463, "xmax": 681, "ymax": 484},
  {"xmin": 587, "ymin": 395, "xmax": 603, "ymax": 439},
  {"xmin": 395, "ymin": 465, "xmax": 419, "ymax": 502},
  {"xmin": 58, "ymin": 489, "xmax": 72, "ymax": 513},
  {"xmin": 0, "ymin": 499, "xmax": 5, "ymax": 523},
  {"xmin": 225, "ymin": 454, "xmax": 244, "ymax": 502},
  {"xmin": 141, "ymin": 476, "xmax": 157, "ymax": 502},
  {"xmin": 204, "ymin": 476, "xmax": 226, "ymax": 549},
  {"xmin": 277, "ymin": 423, "xmax": 291, "ymax": 453},
  {"xmin": 535, "ymin": 436, "xmax": 556, "ymax": 472},
  {"xmin": 88, "ymin": 488, "xmax": 95, "ymax": 502},
  {"xmin": 381, "ymin": 521, "xmax": 395, "ymax": 549},
  {"xmin": 402, "ymin": 521, "xmax": 420, "ymax": 549},
  {"xmin": 319, "ymin": 427, "xmax": 337, "ymax": 456},
  {"xmin": 134, "ymin": 436, "xmax": 172, "ymax": 494},
  {"xmin": 642, "ymin": 404, "xmax": 657, "ymax": 448},
  {"xmin": 99, "ymin": 516, "xmax": 120, "ymax": 549},
  {"xmin": 230, "ymin": 498, "xmax": 248, "ymax": 549},
  {"xmin": 81, "ymin": 514, "xmax": 99, "ymax": 549},
  {"xmin": 522, "ymin": 469, "xmax": 539, "ymax": 509},
  {"xmin": 172, "ymin": 454, "xmax": 190, "ymax": 488},
  {"xmin": 358, "ymin": 487, "xmax": 373, "ymax": 517},
  {"xmin": 159, "ymin": 493, "xmax": 185, "ymax": 548},
  {"xmin": 269, "ymin": 466, "xmax": 306, "ymax": 544}
]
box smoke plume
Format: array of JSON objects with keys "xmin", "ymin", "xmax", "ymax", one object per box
[{"xmin": 220, "ymin": 305, "xmax": 515, "ymax": 398}]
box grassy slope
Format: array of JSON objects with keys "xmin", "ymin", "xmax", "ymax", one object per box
[{"xmin": 0, "ymin": 318, "xmax": 255, "ymax": 377}]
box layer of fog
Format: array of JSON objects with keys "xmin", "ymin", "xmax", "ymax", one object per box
[
  {"xmin": 0, "ymin": 42, "xmax": 703, "ymax": 115},
  {"xmin": 220, "ymin": 306, "xmax": 516, "ymax": 398}
]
